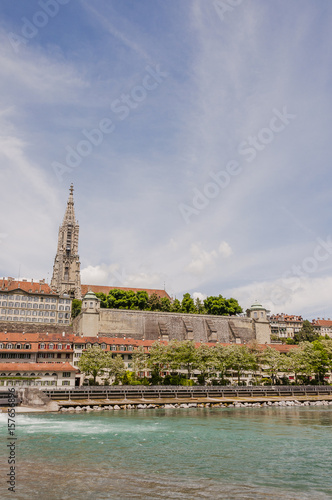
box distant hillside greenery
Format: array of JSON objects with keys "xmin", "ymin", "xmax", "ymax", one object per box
[{"xmin": 92, "ymin": 290, "xmax": 243, "ymax": 316}]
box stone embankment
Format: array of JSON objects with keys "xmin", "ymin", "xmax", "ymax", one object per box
[{"xmin": 60, "ymin": 400, "xmax": 332, "ymax": 412}]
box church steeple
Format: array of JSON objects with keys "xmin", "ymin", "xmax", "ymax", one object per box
[{"xmin": 51, "ymin": 184, "xmax": 81, "ymax": 299}]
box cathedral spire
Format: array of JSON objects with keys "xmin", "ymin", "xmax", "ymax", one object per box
[
  {"xmin": 63, "ymin": 183, "xmax": 76, "ymax": 225},
  {"xmin": 51, "ymin": 185, "xmax": 81, "ymax": 299}
]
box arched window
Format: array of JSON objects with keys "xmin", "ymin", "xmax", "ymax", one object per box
[
  {"xmin": 45, "ymin": 373, "xmax": 50, "ymax": 377},
  {"xmin": 0, "ymin": 343, "xmax": 3, "ymax": 349},
  {"xmin": 6, "ymin": 343, "xmax": 12, "ymax": 349},
  {"xmin": 30, "ymin": 373, "xmax": 35, "ymax": 377},
  {"xmin": 49, "ymin": 343, "xmax": 54, "ymax": 350},
  {"xmin": 57, "ymin": 344, "xmax": 62, "ymax": 349},
  {"xmin": 16, "ymin": 344, "xmax": 21, "ymax": 349},
  {"xmin": 101, "ymin": 343, "xmax": 106, "ymax": 349},
  {"xmin": 40, "ymin": 343, "xmax": 45, "ymax": 349},
  {"xmin": 15, "ymin": 373, "xmax": 21, "ymax": 376},
  {"xmin": 25, "ymin": 344, "xmax": 31, "ymax": 349},
  {"xmin": 51, "ymin": 373, "xmax": 57, "ymax": 377},
  {"xmin": 66, "ymin": 344, "xmax": 71, "ymax": 350}
]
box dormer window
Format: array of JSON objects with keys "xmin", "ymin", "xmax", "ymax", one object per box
[{"xmin": 57, "ymin": 344, "xmax": 62, "ymax": 349}]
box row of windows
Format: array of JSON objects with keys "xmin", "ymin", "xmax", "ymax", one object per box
[
  {"xmin": 0, "ymin": 295, "xmax": 58, "ymax": 303},
  {"xmin": 1, "ymin": 309, "xmax": 57, "ymax": 316},
  {"xmin": 0, "ymin": 353, "xmax": 31, "ymax": 358},
  {"xmin": 38, "ymin": 353, "xmax": 71, "ymax": 359},
  {"xmin": 0, "ymin": 317, "xmax": 59, "ymax": 323},
  {"xmin": 83, "ymin": 343, "xmax": 134, "ymax": 351},
  {"xmin": 39, "ymin": 343, "xmax": 71, "ymax": 350},
  {"xmin": 2, "ymin": 381, "xmax": 72, "ymax": 386},
  {"xmin": 1, "ymin": 303, "xmax": 65, "ymax": 310},
  {"xmin": 0, "ymin": 343, "xmax": 31, "ymax": 349}
]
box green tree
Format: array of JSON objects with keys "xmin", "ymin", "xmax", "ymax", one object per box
[
  {"xmin": 294, "ymin": 320, "xmax": 319, "ymax": 343},
  {"xmin": 131, "ymin": 346, "xmax": 148, "ymax": 378},
  {"xmin": 148, "ymin": 293, "xmax": 162, "ymax": 311},
  {"xmin": 160, "ymin": 297, "xmax": 171, "ymax": 312},
  {"xmin": 78, "ymin": 346, "xmax": 108, "ymax": 384},
  {"xmin": 71, "ymin": 299, "xmax": 82, "ymax": 318},
  {"xmin": 106, "ymin": 353, "xmax": 126, "ymax": 384},
  {"xmin": 147, "ymin": 341, "xmax": 169, "ymax": 381},
  {"xmin": 260, "ymin": 346, "xmax": 284, "ymax": 384},
  {"xmin": 286, "ymin": 347, "xmax": 312, "ymax": 384},
  {"xmin": 195, "ymin": 297, "xmax": 206, "ymax": 314},
  {"xmin": 302, "ymin": 341, "xmax": 330, "ymax": 383},
  {"xmin": 194, "ymin": 344, "xmax": 215, "ymax": 383},
  {"xmin": 170, "ymin": 298, "xmax": 181, "ymax": 312},
  {"xmin": 228, "ymin": 345, "xmax": 256, "ymax": 384},
  {"xmin": 136, "ymin": 290, "xmax": 149, "ymax": 310},
  {"xmin": 167, "ymin": 340, "xmax": 197, "ymax": 379},
  {"xmin": 204, "ymin": 295, "xmax": 242, "ymax": 316},
  {"xmin": 181, "ymin": 293, "xmax": 196, "ymax": 314},
  {"xmin": 214, "ymin": 344, "xmax": 233, "ymax": 383}
]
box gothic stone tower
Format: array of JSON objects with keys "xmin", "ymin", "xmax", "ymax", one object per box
[{"xmin": 51, "ymin": 184, "xmax": 81, "ymax": 299}]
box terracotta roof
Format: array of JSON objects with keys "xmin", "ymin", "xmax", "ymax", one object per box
[
  {"xmin": 0, "ymin": 332, "xmax": 77, "ymax": 342},
  {"xmin": 261, "ymin": 344, "xmax": 300, "ymax": 353},
  {"xmin": 312, "ymin": 319, "xmax": 332, "ymax": 327},
  {"xmin": 0, "ymin": 362, "xmax": 77, "ymax": 372},
  {"xmin": 0, "ymin": 279, "xmax": 57, "ymax": 295},
  {"xmin": 270, "ymin": 314, "xmax": 303, "ymax": 322},
  {"xmin": 81, "ymin": 284, "xmax": 171, "ymax": 299}
]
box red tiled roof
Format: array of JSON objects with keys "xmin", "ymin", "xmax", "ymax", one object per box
[
  {"xmin": 0, "ymin": 362, "xmax": 77, "ymax": 372},
  {"xmin": 312, "ymin": 319, "xmax": 332, "ymax": 327},
  {"xmin": 261, "ymin": 344, "xmax": 300, "ymax": 353},
  {"xmin": 81, "ymin": 284, "xmax": 171, "ymax": 299},
  {"xmin": 0, "ymin": 279, "xmax": 57, "ymax": 295},
  {"xmin": 0, "ymin": 332, "xmax": 77, "ymax": 342}
]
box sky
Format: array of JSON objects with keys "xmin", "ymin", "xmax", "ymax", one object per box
[{"xmin": 0, "ymin": 0, "xmax": 332, "ymax": 320}]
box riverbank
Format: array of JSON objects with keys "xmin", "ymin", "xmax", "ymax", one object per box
[{"xmin": 4, "ymin": 393, "xmax": 332, "ymax": 413}]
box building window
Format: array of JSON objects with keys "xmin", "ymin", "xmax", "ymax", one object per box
[
  {"xmin": 57, "ymin": 344, "xmax": 62, "ymax": 350},
  {"xmin": 6, "ymin": 343, "xmax": 12, "ymax": 349},
  {"xmin": 25, "ymin": 344, "xmax": 31, "ymax": 349},
  {"xmin": 62, "ymin": 381, "xmax": 70, "ymax": 386},
  {"xmin": 62, "ymin": 372, "xmax": 71, "ymax": 378},
  {"xmin": 111, "ymin": 345, "xmax": 116, "ymax": 351},
  {"xmin": 49, "ymin": 344, "xmax": 54, "ymax": 350}
]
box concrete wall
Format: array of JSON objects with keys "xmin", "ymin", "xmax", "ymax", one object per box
[{"xmin": 73, "ymin": 308, "xmax": 270, "ymax": 344}]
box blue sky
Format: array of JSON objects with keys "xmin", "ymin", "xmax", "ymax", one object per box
[{"xmin": 1, "ymin": 0, "xmax": 332, "ymax": 319}]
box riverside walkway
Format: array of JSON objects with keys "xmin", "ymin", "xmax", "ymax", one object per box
[{"xmin": 38, "ymin": 385, "xmax": 332, "ymax": 408}]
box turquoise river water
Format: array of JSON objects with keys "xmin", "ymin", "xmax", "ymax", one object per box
[{"xmin": 0, "ymin": 407, "xmax": 332, "ymax": 499}]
